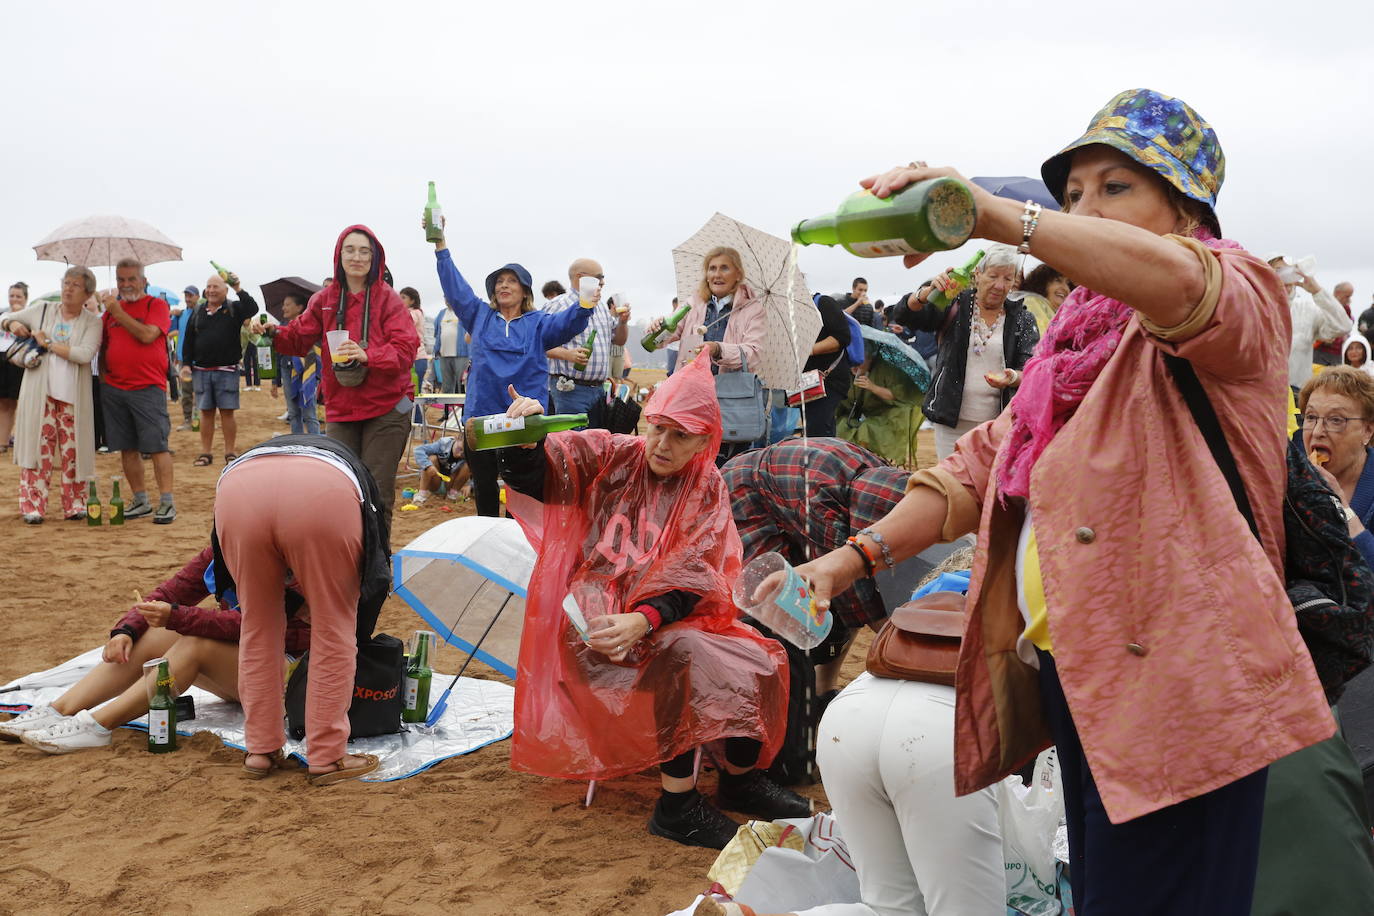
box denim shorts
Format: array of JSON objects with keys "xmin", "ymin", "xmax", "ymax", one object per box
[{"xmin": 194, "ymin": 368, "xmax": 241, "ymax": 411}]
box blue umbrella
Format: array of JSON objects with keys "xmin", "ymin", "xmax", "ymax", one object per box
[
  {"xmin": 970, "ymin": 176, "xmax": 1058, "ymax": 210},
  {"xmin": 859, "ymin": 325, "xmax": 931, "ymax": 389},
  {"xmin": 145, "ymin": 284, "xmax": 181, "ymax": 307}
]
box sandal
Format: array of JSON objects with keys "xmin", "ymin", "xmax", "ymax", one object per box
[
  {"xmin": 306, "ymin": 753, "xmax": 380, "ymax": 787},
  {"xmin": 223, "ymin": 453, "xmax": 239, "ymax": 463},
  {"xmin": 243, "ymin": 749, "xmax": 287, "ymax": 779},
  {"xmin": 193, "ymin": 453, "xmax": 213, "ymax": 467}
]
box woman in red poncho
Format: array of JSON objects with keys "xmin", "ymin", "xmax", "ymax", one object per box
[{"xmin": 491, "ymin": 351, "xmax": 811, "ymax": 849}]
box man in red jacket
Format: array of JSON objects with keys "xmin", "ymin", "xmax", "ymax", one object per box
[{"xmin": 100, "ymin": 257, "xmax": 176, "ymax": 523}]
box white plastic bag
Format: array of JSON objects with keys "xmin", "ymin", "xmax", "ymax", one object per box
[{"xmin": 998, "ymin": 748, "xmax": 1065, "ymax": 915}]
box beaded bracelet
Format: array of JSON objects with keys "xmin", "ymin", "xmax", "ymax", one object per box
[
  {"xmin": 858, "ymin": 527, "xmax": 896, "ymax": 570},
  {"xmin": 846, "ymin": 537, "xmax": 877, "ymax": 577},
  {"xmin": 1018, "ymin": 200, "xmax": 1043, "ymax": 255}
]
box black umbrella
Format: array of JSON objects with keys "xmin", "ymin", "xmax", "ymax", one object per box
[
  {"xmin": 259, "ymin": 276, "xmax": 323, "ymax": 322},
  {"xmin": 588, "ymin": 391, "xmax": 642, "ymax": 434},
  {"xmin": 970, "ymin": 176, "xmax": 1059, "ymax": 209}
]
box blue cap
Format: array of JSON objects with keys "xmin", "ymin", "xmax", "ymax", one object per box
[{"xmin": 183, "ymin": 285, "xmax": 199, "ymax": 296}]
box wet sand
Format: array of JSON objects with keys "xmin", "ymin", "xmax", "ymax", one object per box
[{"xmin": 0, "ymin": 384, "xmax": 927, "ymax": 914}]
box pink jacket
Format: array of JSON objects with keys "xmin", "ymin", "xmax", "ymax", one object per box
[
  {"xmin": 913, "ymin": 238, "xmax": 1333, "ymax": 823},
  {"xmin": 668, "ymin": 283, "xmax": 765, "ymax": 373}
]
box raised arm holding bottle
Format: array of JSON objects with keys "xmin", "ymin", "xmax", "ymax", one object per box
[
  {"xmin": 180, "ymin": 271, "xmax": 260, "ymax": 466},
  {"xmin": 785, "ymin": 90, "xmax": 1334, "ymax": 914},
  {"xmin": 429, "ymin": 213, "xmax": 591, "ymax": 517}
]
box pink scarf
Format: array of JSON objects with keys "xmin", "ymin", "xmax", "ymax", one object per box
[{"xmin": 997, "ymin": 229, "xmax": 1243, "ymax": 501}]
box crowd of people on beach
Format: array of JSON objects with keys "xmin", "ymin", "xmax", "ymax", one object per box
[{"xmin": 5, "ymin": 85, "xmax": 1374, "ymax": 915}]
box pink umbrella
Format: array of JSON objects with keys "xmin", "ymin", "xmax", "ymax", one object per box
[{"xmin": 33, "ymin": 214, "xmax": 182, "ymax": 267}]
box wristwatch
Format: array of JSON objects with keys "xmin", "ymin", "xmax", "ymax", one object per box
[{"xmin": 1344, "ymin": 506, "xmax": 1358, "ymax": 524}]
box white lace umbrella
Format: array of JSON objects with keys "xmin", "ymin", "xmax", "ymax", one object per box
[
  {"xmin": 33, "ymin": 214, "xmax": 182, "ymax": 267},
  {"xmin": 673, "ymin": 213, "xmax": 820, "ymax": 390}
]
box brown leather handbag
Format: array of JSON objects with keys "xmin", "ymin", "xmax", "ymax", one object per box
[{"xmin": 865, "ymin": 591, "xmax": 967, "ymax": 686}]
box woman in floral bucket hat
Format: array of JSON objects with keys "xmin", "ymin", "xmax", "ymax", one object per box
[{"xmin": 794, "ymin": 89, "xmax": 1334, "ymax": 914}]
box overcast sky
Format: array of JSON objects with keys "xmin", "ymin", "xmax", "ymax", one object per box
[{"xmin": 2, "ymin": 1, "xmax": 1371, "ymax": 318}]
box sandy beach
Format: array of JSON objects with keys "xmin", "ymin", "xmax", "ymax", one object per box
[{"xmin": 0, "ymin": 386, "xmax": 919, "ymax": 915}]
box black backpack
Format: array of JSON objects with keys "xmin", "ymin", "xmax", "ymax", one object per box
[{"xmin": 1167, "ymin": 355, "xmax": 1374, "ymax": 702}]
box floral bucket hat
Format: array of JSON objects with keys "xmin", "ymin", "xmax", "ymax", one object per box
[{"xmin": 1041, "ymin": 88, "xmax": 1224, "ymax": 234}]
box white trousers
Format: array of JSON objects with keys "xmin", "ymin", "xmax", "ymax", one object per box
[
  {"xmin": 932, "ymin": 417, "xmax": 986, "ymax": 462},
  {"xmin": 805, "ymin": 673, "xmax": 1004, "ymax": 916}
]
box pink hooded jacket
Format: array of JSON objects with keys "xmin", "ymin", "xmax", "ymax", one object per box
[{"xmin": 668, "ymin": 283, "xmax": 766, "ymax": 373}]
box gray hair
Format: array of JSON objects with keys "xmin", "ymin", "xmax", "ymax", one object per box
[
  {"xmin": 115, "ymin": 256, "xmax": 145, "ymax": 278},
  {"xmin": 64, "ymin": 266, "xmax": 98, "ymax": 294},
  {"xmin": 976, "ymin": 243, "xmax": 1019, "ymax": 274}
]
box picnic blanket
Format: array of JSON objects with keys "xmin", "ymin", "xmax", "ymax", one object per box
[{"xmin": 1, "ymin": 648, "xmax": 513, "ymax": 782}]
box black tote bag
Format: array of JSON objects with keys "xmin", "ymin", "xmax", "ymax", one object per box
[{"xmin": 285, "ymin": 633, "xmax": 404, "ymax": 740}]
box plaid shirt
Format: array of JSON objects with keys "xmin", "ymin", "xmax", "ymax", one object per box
[
  {"xmin": 543, "ymin": 290, "xmax": 616, "ymax": 381},
  {"xmin": 723, "ymin": 438, "xmax": 910, "ymax": 629}
]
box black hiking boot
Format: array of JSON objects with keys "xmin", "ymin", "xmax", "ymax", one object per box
[
  {"xmin": 648, "ymin": 790, "xmax": 739, "ymax": 849},
  {"xmin": 717, "ymin": 769, "xmax": 814, "ymax": 820}
]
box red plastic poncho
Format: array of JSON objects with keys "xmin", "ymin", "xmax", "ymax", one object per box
[{"xmin": 508, "ymin": 351, "xmax": 789, "ymax": 780}]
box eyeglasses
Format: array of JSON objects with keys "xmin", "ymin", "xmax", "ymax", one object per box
[
  {"xmin": 1302, "ymin": 414, "xmax": 1367, "ymax": 433},
  {"xmin": 340, "ymin": 246, "xmax": 373, "ymax": 258}
]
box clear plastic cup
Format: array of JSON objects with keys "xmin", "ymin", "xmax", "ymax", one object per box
[
  {"xmin": 325, "ymin": 329, "xmax": 351, "ymax": 363},
  {"xmin": 578, "ymin": 276, "xmax": 600, "ymax": 308},
  {"xmin": 733, "ymin": 552, "xmax": 832, "ymax": 649},
  {"xmin": 142, "ymin": 657, "xmax": 168, "ymax": 705}
]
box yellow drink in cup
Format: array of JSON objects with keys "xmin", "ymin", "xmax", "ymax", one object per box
[
  {"xmin": 325, "ymin": 329, "xmax": 351, "ymax": 364},
  {"xmin": 578, "ymin": 276, "xmax": 599, "ymax": 310}
]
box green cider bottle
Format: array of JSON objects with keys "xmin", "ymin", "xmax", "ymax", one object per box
[
  {"xmin": 109, "ymin": 477, "xmax": 125, "ymax": 526},
  {"xmin": 191, "ymin": 411, "xmax": 200, "ymax": 432},
  {"xmin": 927, "ymin": 248, "xmax": 987, "ymax": 310},
  {"xmin": 642, "ymin": 302, "xmax": 692, "ymax": 352},
  {"xmin": 210, "ymin": 260, "xmax": 231, "ymax": 281},
  {"xmin": 86, "ymin": 480, "xmax": 102, "ymax": 527},
  {"xmin": 573, "ymin": 329, "xmax": 597, "ymax": 372},
  {"xmin": 424, "ymin": 181, "xmax": 444, "ymax": 243},
  {"xmin": 147, "ymin": 659, "xmax": 178, "ymax": 754},
  {"xmin": 254, "ymin": 325, "xmax": 277, "ymax": 381},
  {"xmin": 470, "ymin": 413, "xmax": 588, "ymax": 450},
  {"xmin": 791, "ymin": 177, "xmax": 978, "ymax": 258},
  {"xmin": 402, "ymin": 633, "xmax": 433, "ymax": 724}
]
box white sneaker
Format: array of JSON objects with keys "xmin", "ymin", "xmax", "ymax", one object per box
[
  {"xmin": 0, "ymin": 703, "xmax": 65, "ymax": 741},
  {"xmin": 413, "ymin": 490, "xmax": 430, "ymax": 504},
  {"xmin": 22, "ymin": 709, "xmax": 112, "ymax": 754}
]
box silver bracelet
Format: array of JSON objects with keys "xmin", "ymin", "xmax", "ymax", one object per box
[
  {"xmin": 858, "ymin": 527, "xmax": 896, "ymax": 570},
  {"xmin": 1018, "ymin": 200, "xmax": 1043, "ymax": 254}
]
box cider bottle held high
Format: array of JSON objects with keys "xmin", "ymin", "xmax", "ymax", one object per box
[
  {"xmin": 926, "ymin": 248, "xmax": 987, "ymax": 310},
  {"xmin": 791, "ymin": 177, "xmax": 978, "ymax": 258},
  {"xmin": 642, "ymin": 302, "xmax": 692, "ymax": 352},
  {"xmin": 424, "ymin": 182, "xmax": 444, "ymax": 244},
  {"xmin": 210, "ymin": 260, "xmax": 231, "ymax": 281}
]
